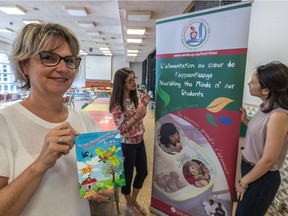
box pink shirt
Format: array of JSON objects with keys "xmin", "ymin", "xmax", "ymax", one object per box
[
  {"xmin": 111, "ymin": 98, "xmax": 145, "ymax": 144},
  {"xmin": 243, "ymin": 107, "xmax": 288, "ymax": 171}
]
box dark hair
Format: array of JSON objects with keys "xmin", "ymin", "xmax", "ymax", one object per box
[
  {"xmin": 159, "ymin": 123, "xmax": 179, "ymax": 147},
  {"xmin": 109, "ymin": 67, "xmax": 139, "ymax": 112},
  {"xmin": 256, "ymin": 61, "xmax": 288, "ymax": 112}
]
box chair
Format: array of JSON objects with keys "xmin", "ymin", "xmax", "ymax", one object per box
[{"xmin": 63, "ymin": 96, "xmax": 75, "ymax": 108}]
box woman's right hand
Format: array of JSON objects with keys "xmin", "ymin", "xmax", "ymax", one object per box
[
  {"xmin": 35, "ymin": 122, "xmax": 78, "ymax": 172},
  {"xmin": 240, "ymin": 108, "xmax": 249, "ymax": 125},
  {"xmin": 135, "ymin": 104, "xmax": 147, "ymax": 119}
]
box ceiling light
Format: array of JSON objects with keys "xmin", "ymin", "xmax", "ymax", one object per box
[
  {"xmin": 127, "ymin": 50, "xmax": 139, "ymax": 53},
  {"xmin": 99, "ymin": 47, "xmax": 110, "ymax": 51},
  {"xmin": 127, "ymin": 53, "xmax": 137, "ymax": 57},
  {"xmin": 127, "ymin": 38, "xmax": 142, "ymax": 43},
  {"xmin": 127, "ymin": 27, "xmax": 146, "ymax": 35},
  {"xmin": 65, "ymin": 6, "xmax": 88, "ymax": 17},
  {"xmin": 104, "ymin": 53, "xmax": 112, "ymax": 56},
  {"xmin": 0, "ymin": 5, "xmax": 26, "ymax": 15},
  {"xmin": 79, "ymin": 50, "xmax": 88, "ymax": 55},
  {"xmin": 0, "ymin": 28, "xmax": 14, "ymax": 33},
  {"xmin": 78, "ymin": 21, "xmax": 95, "ymax": 28},
  {"xmin": 87, "ymin": 31, "xmax": 100, "ymax": 36},
  {"xmin": 22, "ymin": 20, "xmax": 42, "ymax": 24},
  {"xmin": 127, "ymin": 10, "xmax": 151, "ymax": 22}
]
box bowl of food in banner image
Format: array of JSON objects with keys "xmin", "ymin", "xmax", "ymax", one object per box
[{"xmin": 152, "ymin": 117, "xmax": 216, "ymax": 203}]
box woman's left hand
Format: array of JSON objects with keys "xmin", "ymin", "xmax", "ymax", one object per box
[
  {"xmin": 88, "ymin": 189, "xmax": 114, "ymax": 202},
  {"xmin": 235, "ymin": 181, "xmax": 248, "ymax": 201},
  {"xmin": 141, "ymin": 92, "xmax": 150, "ymax": 107}
]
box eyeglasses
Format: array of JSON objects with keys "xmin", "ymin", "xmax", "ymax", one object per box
[
  {"xmin": 125, "ymin": 76, "xmax": 138, "ymax": 84},
  {"xmin": 38, "ymin": 51, "xmax": 82, "ymax": 69}
]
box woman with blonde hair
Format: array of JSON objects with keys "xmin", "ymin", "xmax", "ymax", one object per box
[{"xmin": 0, "ymin": 23, "xmax": 113, "ymax": 216}]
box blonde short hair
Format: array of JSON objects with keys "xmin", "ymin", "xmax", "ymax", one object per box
[{"xmin": 10, "ymin": 23, "xmax": 80, "ymax": 91}]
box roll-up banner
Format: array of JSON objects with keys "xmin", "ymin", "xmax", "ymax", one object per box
[{"xmin": 150, "ymin": 2, "xmax": 252, "ymax": 216}]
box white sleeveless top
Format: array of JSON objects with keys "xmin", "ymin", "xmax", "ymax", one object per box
[{"xmin": 242, "ymin": 107, "xmax": 288, "ymax": 171}]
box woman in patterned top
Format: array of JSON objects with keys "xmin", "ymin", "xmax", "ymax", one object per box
[{"xmin": 109, "ymin": 67, "xmax": 150, "ymax": 216}]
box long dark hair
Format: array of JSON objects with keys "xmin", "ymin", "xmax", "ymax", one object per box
[
  {"xmin": 256, "ymin": 61, "xmax": 288, "ymax": 112},
  {"xmin": 109, "ymin": 67, "xmax": 139, "ymax": 112}
]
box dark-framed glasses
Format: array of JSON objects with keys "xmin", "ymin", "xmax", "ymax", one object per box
[
  {"xmin": 125, "ymin": 76, "xmax": 138, "ymax": 84},
  {"xmin": 38, "ymin": 51, "xmax": 82, "ymax": 69}
]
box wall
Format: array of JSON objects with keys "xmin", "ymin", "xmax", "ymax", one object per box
[
  {"xmin": 243, "ymin": 0, "xmax": 288, "ymax": 105},
  {"xmin": 130, "ymin": 62, "xmax": 143, "ymax": 86},
  {"xmin": 111, "ymin": 55, "xmax": 129, "ymax": 82},
  {"xmin": 73, "ymin": 54, "xmax": 132, "ymax": 88}
]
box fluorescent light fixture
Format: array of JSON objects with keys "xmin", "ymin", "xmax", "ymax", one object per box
[
  {"xmin": 127, "ymin": 53, "xmax": 137, "ymax": 57},
  {"xmin": 127, "ymin": 50, "xmax": 139, "ymax": 53},
  {"xmin": 104, "ymin": 53, "xmax": 112, "ymax": 56},
  {"xmin": 127, "ymin": 10, "xmax": 151, "ymax": 22},
  {"xmin": 78, "ymin": 21, "xmax": 95, "ymax": 28},
  {"xmin": 0, "ymin": 28, "xmax": 14, "ymax": 33},
  {"xmin": 127, "ymin": 28, "xmax": 146, "ymax": 35},
  {"xmin": 22, "ymin": 20, "xmax": 42, "ymax": 24},
  {"xmin": 99, "ymin": 47, "xmax": 110, "ymax": 51},
  {"xmin": 127, "ymin": 38, "xmax": 142, "ymax": 43},
  {"xmin": 0, "ymin": 5, "xmax": 26, "ymax": 15},
  {"xmin": 102, "ymin": 50, "xmax": 111, "ymax": 54},
  {"xmin": 79, "ymin": 50, "xmax": 88, "ymax": 55},
  {"xmin": 65, "ymin": 6, "xmax": 88, "ymax": 17},
  {"xmin": 86, "ymin": 31, "xmax": 100, "ymax": 36}
]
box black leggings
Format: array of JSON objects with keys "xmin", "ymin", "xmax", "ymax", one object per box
[{"xmin": 121, "ymin": 140, "xmax": 148, "ymax": 195}]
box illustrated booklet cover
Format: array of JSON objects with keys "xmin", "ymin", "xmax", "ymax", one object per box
[{"xmin": 75, "ymin": 130, "xmax": 126, "ymax": 199}]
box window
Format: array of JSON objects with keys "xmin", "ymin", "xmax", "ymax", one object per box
[{"xmin": 0, "ymin": 53, "xmax": 16, "ymax": 93}]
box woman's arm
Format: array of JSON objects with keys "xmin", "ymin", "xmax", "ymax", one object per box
[
  {"xmin": 0, "ymin": 162, "xmax": 47, "ymax": 216},
  {"xmin": 240, "ymin": 108, "xmax": 250, "ymax": 126},
  {"xmin": 0, "ymin": 122, "xmax": 76, "ymax": 216},
  {"xmin": 112, "ymin": 105, "xmax": 145, "ymax": 133}
]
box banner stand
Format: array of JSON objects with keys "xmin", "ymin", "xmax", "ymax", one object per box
[{"xmin": 150, "ymin": 2, "xmax": 252, "ymax": 216}]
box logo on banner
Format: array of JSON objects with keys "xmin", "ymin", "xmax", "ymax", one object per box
[{"xmin": 182, "ymin": 19, "xmax": 210, "ymax": 50}]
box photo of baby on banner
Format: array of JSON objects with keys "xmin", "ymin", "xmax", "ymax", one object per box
[
  {"xmin": 183, "ymin": 160, "xmax": 211, "ymax": 188},
  {"xmin": 152, "ymin": 113, "xmax": 231, "ymax": 215},
  {"xmin": 158, "ymin": 122, "xmax": 184, "ymax": 154}
]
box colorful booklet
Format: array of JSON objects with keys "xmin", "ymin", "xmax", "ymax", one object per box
[{"xmin": 75, "ymin": 130, "xmax": 126, "ymax": 199}]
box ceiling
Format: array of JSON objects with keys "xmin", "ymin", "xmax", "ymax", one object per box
[{"xmin": 0, "ymin": 0, "xmax": 195, "ymax": 63}]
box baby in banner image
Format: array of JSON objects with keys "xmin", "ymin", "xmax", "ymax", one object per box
[
  {"xmin": 158, "ymin": 122, "xmax": 183, "ymax": 154},
  {"xmin": 183, "ymin": 160, "xmax": 210, "ymax": 187}
]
